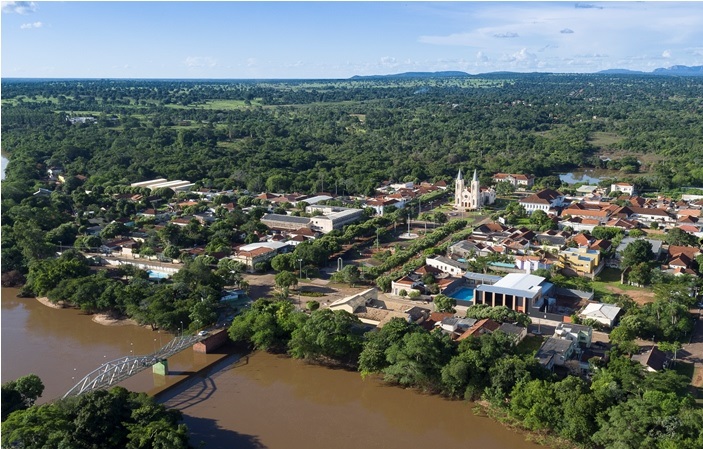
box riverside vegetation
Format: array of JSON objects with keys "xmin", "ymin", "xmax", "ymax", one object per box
[{"xmin": 229, "ymin": 301, "xmax": 703, "ymax": 449}]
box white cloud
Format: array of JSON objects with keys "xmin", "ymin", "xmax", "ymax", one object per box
[
  {"xmin": 476, "ymin": 51, "xmax": 489, "ymax": 62},
  {"xmin": 20, "ymin": 21, "xmax": 42, "ymax": 29},
  {"xmin": 494, "ymin": 32, "xmax": 519, "ymax": 39},
  {"xmin": 662, "ymin": 49, "xmax": 672, "ymax": 58},
  {"xmin": 560, "ymin": 28, "xmax": 574, "ymax": 34},
  {"xmin": 379, "ymin": 56, "xmax": 399, "ymax": 68},
  {"xmin": 575, "ymin": 3, "xmax": 603, "ymax": 10},
  {"xmin": 2, "ymin": 1, "xmax": 36, "ymax": 14},
  {"xmin": 183, "ymin": 56, "xmax": 217, "ymax": 69}
]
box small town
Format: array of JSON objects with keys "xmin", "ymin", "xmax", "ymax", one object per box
[
  {"xmin": 3, "ymin": 4, "xmax": 703, "ymax": 446},
  {"xmin": 26, "ymin": 163, "xmax": 703, "ymax": 380}
]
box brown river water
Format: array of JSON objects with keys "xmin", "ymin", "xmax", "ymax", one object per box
[{"xmin": 2, "ymin": 287, "xmax": 546, "ymax": 449}]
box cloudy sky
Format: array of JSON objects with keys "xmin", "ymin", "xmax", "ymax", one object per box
[{"xmin": 2, "ymin": 1, "xmax": 702, "ymax": 79}]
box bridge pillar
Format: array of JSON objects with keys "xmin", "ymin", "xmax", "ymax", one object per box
[{"xmin": 152, "ymin": 359, "xmax": 169, "ymax": 376}]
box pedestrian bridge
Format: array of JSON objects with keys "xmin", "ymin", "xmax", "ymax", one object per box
[{"xmin": 63, "ymin": 334, "xmax": 206, "ymax": 399}]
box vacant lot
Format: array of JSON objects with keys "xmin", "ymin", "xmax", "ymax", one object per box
[{"xmin": 592, "ymin": 268, "xmax": 656, "ymax": 304}]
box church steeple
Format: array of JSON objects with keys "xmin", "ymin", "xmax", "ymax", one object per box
[
  {"xmin": 472, "ymin": 169, "xmax": 478, "ymax": 182},
  {"xmin": 457, "ymin": 169, "xmax": 463, "ymax": 181}
]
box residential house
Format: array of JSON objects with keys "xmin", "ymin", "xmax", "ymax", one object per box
[
  {"xmin": 579, "ymin": 302, "xmax": 622, "ymax": 328},
  {"xmin": 611, "ymin": 237, "xmax": 664, "ymax": 268},
  {"xmin": 463, "ymin": 272, "xmax": 503, "ymax": 288},
  {"xmin": 536, "ymin": 337, "xmax": 576, "ymax": 370},
  {"xmin": 436, "ymin": 317, "xmax": 478, "ymax": 338},
  {"xmin": 426, "ymin": 256, "xmax": 467, "ymax": 276},
  {"xmin": 562, "ymin": 203, "xmax": 612, "ymax": 224},
  {"xmin": 456, "ymin": 318, "xmax": 502, "ymax": 341},
  {"xmin": 610, "ymin": 182, "xmax": 635, "ymax": 195},
  {"xmin": 231, "ymin": 241, "xmax": 290, "ymax": 272},
  {"xmin": 514, "ymin": 255, "xmax": 554, "ymax": 274},
  {"xmin": 497, "ymin": 323, "xmax": 528, "ymax": 344},
  {"xmin": 519, "ymin": 189, "xmax": 566, "ymax": 214},
  {"xmin": 492, "ymin": 173, "xmax": 535, "ymax": 189},
  {"xmin": 391, "ymin": 276, "xmax": 421, "ymax": 297},
  {"xmin": 627, "ymin": 207, "xmax": 675, "ymax": 225},
  {"xmin": 554, "ymin": 323, "xmax": 593, "ymax": 348},
  {"xmin": 557, "ymin": 247, "xmax": 603, "ymax": 278},
  {"xmin": 632, "ymin": 346, "xmax": 669, "ymax": 372}
]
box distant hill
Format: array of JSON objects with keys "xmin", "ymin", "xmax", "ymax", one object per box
[
  {"xmin": 598, "ymin": 65, "xmax": 703, "ymax": 76},
  {"xmin": 652, "ymin": 65, "xmax": 703, "ymax": 76},
  {"xmin": 597, "ymin": 69, "xmax": 647, "ymax": 75},
  {"xmin": 351, "ymin": 65, "xmax": 703, "ymax": 79},
  {"xmin": 351, "ymin": 71, "xmax": 471, "ymax": 80}
]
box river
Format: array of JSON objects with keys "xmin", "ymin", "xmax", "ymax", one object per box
[{"xmin": 2, "ymin": 287, "xmax": 545, "ymax": 449}]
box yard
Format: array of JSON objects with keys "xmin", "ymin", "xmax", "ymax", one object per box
[
  {"xmin": 516, "ymin": 334, "xmax": 545, "ymax": 356},
  {"xmin": 591, "ymin": 268, "xmax": 656, "ymax": 304}
]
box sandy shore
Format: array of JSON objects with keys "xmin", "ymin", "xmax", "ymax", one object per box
[
  {"xmin": 35, "ymin": 296, "xmax": 141, "ymax": 326},
  {"xmin": 91, "ymin": 313, "xmax": 140, "ymax": 326},
  {"xmin": 36, "ymin": 296, "xmax": 64, "ymax": 309}
]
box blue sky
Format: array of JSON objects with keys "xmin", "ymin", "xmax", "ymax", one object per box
[{"xmin": 2, "ymin": 1, "xmax": 702, "ymax": 79}]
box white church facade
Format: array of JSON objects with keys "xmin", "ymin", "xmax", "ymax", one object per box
[{"xmin": 454, "ymin": 169, "xmax": 496, "ymax": 211}]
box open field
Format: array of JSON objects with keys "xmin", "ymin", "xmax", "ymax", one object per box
[
  {"xmin": 588, "ymin": 131, "xmax": 624, "ymax": 148},
  {"xmin": 591, "ymin": 268, "xmax": 656, "ymax": 304}
]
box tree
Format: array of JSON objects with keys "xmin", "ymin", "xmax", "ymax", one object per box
[
  {"xmin": 433, "ymin": 294, "xmax": 456, "ymax": 313},
  {"xmin": 621, "ymin": 239, "xmax": 654, "ymax": 269},
  {"xmin": 288, "ymin": 308, "xmax": 363, "ymax": 363},
  {"xmin": 627, "ymin": 262, "xmax": 652, "ymax": 286},
  {"xmin": 359, "ymin": 318, "xmax": 421, "ymax": 377},
  {"xmin": 666, "ymin": 227, "xmax": 699, "ymax": 247},
  {"xmin": 1, "ymin": 374, "xmax": 44, "ymax": 421},
  {"xmin": 228, "ymin": 299, "xmax": 302, "ymax": 351},
  {"xmin": 26, "ymin": 252, "xmax": 91, "ymax": 296},
  {"xmin": 1, "ymin": 387, "xmax": 190, "ymax": 449},
  {"xmin": 382, "ymin": 330, "xmax": 454, "ymax": 391},
  {"xmin": 495, "ymin": 181, "xmax": 515, "ymax": 196},
  {"xmin": 274, "ymin": 270, "xmax": 298, "ymax": 293},
  {"xmin": 271, "ymin": 253, "xmax": 295, "ymax": 272},
  {"xmin": 330, "ymin": 265, "xmax": 361, "ymax": 286},
  {"xmin": 509, "ymin": 379, "xmax": 559, "ymax": 431},
  {"xmin": 592, "ymin": 390, "xmax": 691, "ymax": 449}
]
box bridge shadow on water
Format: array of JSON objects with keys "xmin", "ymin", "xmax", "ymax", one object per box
[
  {"xmin": 185, "ymin": 415, "xmax": 266, "ymax": 449},
  {"xmin": 158, "ymin": 352, "xmax": 263, "ymax": 448},
  {"xmin": 158, "ymin": 350, "xmax": 251, "ymax": 412}
]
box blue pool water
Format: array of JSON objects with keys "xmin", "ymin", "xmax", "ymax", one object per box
[
  {"xmin": 450, "ymin": 287, "xmax": 474, "ymax": 301},
  {"xmin": 147, "ymin": 270, "xmax": 170, "ymax": 279}
]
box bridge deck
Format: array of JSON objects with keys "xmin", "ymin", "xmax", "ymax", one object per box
[{"xmin": 63, "ymin": 334, "xmax": 206, "ymax": 399}]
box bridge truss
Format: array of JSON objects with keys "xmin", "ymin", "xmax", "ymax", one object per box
[{"xmin": 63, "ymin": 334, "xmax": 204, "ymax": 399}]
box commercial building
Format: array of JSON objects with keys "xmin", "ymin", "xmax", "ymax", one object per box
[{"xmin": 474, "ymin": 273, "xmax": 554, "ymax": 314}]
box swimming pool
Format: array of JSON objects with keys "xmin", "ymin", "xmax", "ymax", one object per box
[
  {"xmin": 147, "ymin": 270, "xmax": 170, "ymax": 279},
  {"xmin": 449, "ymin": 287, "xmax": 474, "ymax": 301}
]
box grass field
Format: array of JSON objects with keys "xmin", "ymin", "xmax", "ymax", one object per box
[
  {"xmin": 164, "ymin": 99, "xmax": 262, "ymax": 110},
  {"xmin": 517, "ymin": 334, "xmax": 545, "ymax": 356},
  {"xmin": 588, "ymin": 131, "xmax": 624, "ymax": 148},
  {"xmin": 591, "ymin": 267, "xmax": 656, "ymax": 303}
]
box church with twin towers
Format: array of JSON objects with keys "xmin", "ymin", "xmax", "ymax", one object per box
[{"xmin": 454, "ymin": 169, "xmax": 496, "ymax": 211}]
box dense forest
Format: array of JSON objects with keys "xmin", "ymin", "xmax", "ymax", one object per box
[
  {"xmin": 3, "ymin": 74, "xmax": 702, "ymax": 196},
  {"xmin": 2, "ymin": 74, "xmax": 702, "ymax": 330}
]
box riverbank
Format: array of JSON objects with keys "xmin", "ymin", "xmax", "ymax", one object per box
[
  {"xmin": 33, "ymin": 292, "xmax": 144, "ymax": 327},
  {"xmin": 159, "ymin": 350, "xmax": 546, "ymax": 449},
  {"xmin": 36, "ymin": 296, "xmax": 64, "ymax": 309},
  {"xmin": 92, "ymin": 313, "xmax": 140, "ymax": 326}
]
